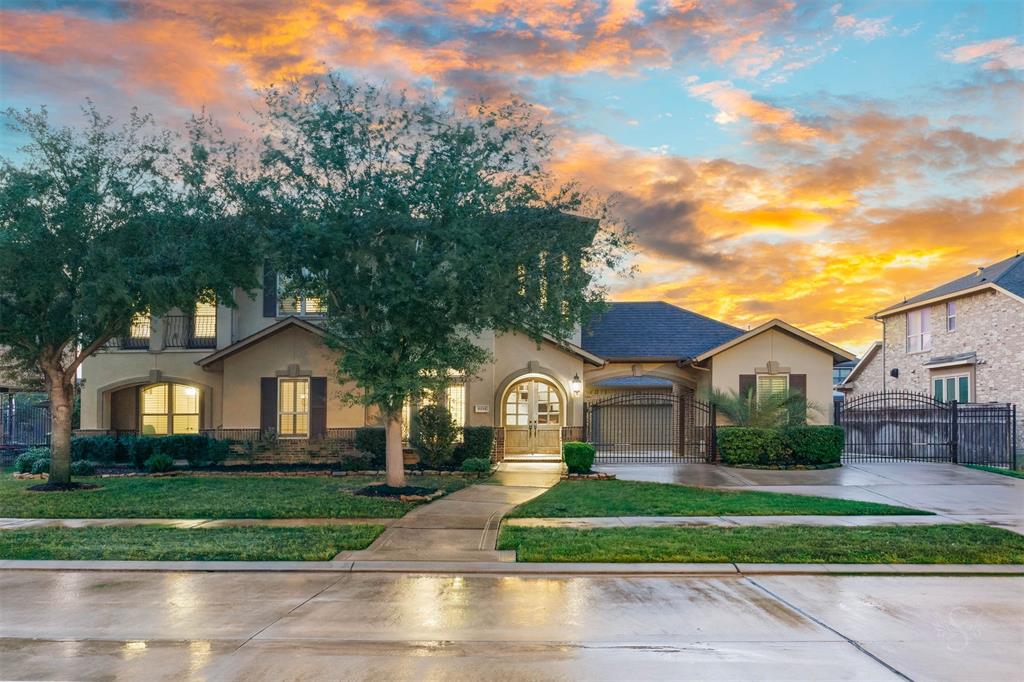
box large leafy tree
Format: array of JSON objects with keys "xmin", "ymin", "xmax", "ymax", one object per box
[
  {"xmin": 251, "ymin": 80, "xmax": 631, "ymax": 487},
  {"xmin": 0, "ymin": 104, "xmax": 262, "ymax": 486}
]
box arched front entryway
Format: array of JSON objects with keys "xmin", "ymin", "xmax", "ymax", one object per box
[{"xmin": 502, "ymin": 376, "xmax": 563, "ymax": 455}]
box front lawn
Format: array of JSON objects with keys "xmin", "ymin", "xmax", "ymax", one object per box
[
  {"xmin": 0, "ymin": 475, "xmax": 468, "ymax": 519},
  {"xmin": 0, "ymin": 525, "xmax": 385, "ymax": 561},
  {"xmin": 498, "ymin": 524, "xmax": 1024, "ymax": 563},
  {"xmin": 506, "ymin": 480, "xmax": 925, "ymax": 517},
  {"xmin": 966, "ymin": 465, "xmax": 1024, "ymax": 480}
]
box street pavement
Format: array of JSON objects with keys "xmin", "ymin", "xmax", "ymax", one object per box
[{"xmin": 1, "ymin": 570, "xmax": 1020, "ymax": 680}]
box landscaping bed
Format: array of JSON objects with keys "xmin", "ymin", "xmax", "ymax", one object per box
[
  {"xmin": 0, "ymin": 474, "xmax": 469, "ymax": 519},
  {"xmin": 498, "ymin": 524, "xmax": 1024, "ymax": 563},
  {"xmin": 506, "ymin": 480, "xmax": 925, "ymax": 518},
  {"xmin": 0, "ymin": 524, "xmax": 385, "ymax": 561}
]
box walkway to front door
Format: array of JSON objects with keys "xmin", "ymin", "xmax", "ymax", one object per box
[
  {"xmin": 337, "ymin": 462, "xmax": 562, "ymax": 562},
  {"xmin": 503, "ymin": 377, "xmax": 563, "ymax": 456}
]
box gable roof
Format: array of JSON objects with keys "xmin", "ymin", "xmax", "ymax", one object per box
[
  {"xmin": 582, "ymin": 301, "xmax": 744, "ymax": 361},
  {"xmin": 693, "ymin": 319, "xmax": 856, "ymax": 364},
  {"xmin": 591, "ymin": 376, "xmax": 675, "ymax": 389},
  {"xmin": 874, "ymin": 252, "xmax": 1024, "ymax": 317},
  {"xmin": 197, "ymin": 316, "xmax": 327, "ymax": 368},
  {"xmin": 842, "ymin": 341, "xmax": 881, "ymax": 385}
]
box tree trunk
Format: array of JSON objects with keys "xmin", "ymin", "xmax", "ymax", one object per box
[
  {"xmin": 45, "ymin": 369, "xmax": 73, "ymax": 485},
  {"xmin": 385, "ymin": 411, "xmax": 406, "ymax": 488}
]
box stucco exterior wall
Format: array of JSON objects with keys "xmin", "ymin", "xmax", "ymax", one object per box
[
  {"xmin": 217, "ymin": 327, "xmax": 363, "ymax": 429},
  {"xmin": 584, "ymin": 361, "xmax": 701, "ymax": 391},
  {"xmin": 80, "ymin": 350, "xmax": 219, "ymax": 430},
  {"xmin": 708, "ymin": 329, "xmax": 836, "ymax": 425}
]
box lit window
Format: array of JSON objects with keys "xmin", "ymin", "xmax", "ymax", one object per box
[
  {"xmin": 140, "ymin": 383, "xmax": 200, "ymax": 435},
  {"xmin": 906, "ymin": 309, "xmax": 932, "ymax": 352},
  {"xmin": 278, "ymin": 378, "xmax": 310, "ymax": 437},
  {"xmin": 193, "ymin": 300, "xmax": 217, "ymax": 340},
  {"xmin": 946, "ymin": 301, "xmax": 957, "ymax": 332},
  {"xmin": 933, "ymin": 375, "xmax": 970, "ymax": 403},
  {"xmin": 421, "ymin": 383, "xmax": 467, "ymax": 429},
  {"xmin": 756, "ymin": 374, "xmax": 789, "ymax": 400},
  {"xmin": 129, "ymin": 312, "xmax": 151, "ymax": 340},
  {"xmin": 278, "ymin": 272, "xmax": 325, "ymax": 317}
]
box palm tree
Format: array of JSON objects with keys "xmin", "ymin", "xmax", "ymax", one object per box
[{"xmin": 706, "ymin": 387, "xmax": 819, "ymax": 427}]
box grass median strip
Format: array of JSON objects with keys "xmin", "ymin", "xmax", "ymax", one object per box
[
  {"xmin": 966, "ymin": 465, "xmax": 1024, "ymax": 480},
  {"xmin": 498, "ymin": 524, "xmax": 1024, "ymax": 563},
  {"xmin": 0, "ymin": 475, "xmax": 469, "ymax": 519},
  {"xmin": 505, "ymin": 480, "xmax": 925, "ymax": 518},
  {"xmin": 0, "ymin": 524, "xmax": 386, "ymax": 561}
]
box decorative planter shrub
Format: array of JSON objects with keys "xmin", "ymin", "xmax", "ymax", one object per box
[
  {"xmin": 453, "ymin": 426, "xmax": 495, "ymax": 465},
  {"xmin": 14, "ymin": 447, "xmax": 50, "ymax": 473},
  {"xmin": 563, "ymin": 441, "xmax": 596, "ymax": 474},
  {"xmin": 460, "ymin": 457, "xmax": 491, "ymax": 473},
  {"xmin": 717, "ymin": 425, "xmax": 843, "ymax": 467},
  {"xmin": 144, "ymin": 453, "xmax": 174, "ymax": 473},
  {"xmin": 30, "ymin": 457, "xmax": 52, "ymax": 475},
  {"xmin": 354, "ymin": 427, "xmax": 387, "ymax": 467},
  {"xmin": 412, "ymin": 404, "xmax": 459, "ymax": 468}
]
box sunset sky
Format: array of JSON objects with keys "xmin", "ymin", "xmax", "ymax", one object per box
[{"xmin": 1, "ymin": 1, "xmax": 1021, "ymax": 354}]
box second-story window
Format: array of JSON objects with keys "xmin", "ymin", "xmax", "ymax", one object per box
[
  {"xmin": 946, "ymin": 301, "xmax": 957, "ymax": 332},
  {"xmin": 278, "ymin": 272, "xmax": 325, "ymax": 317},
  {"xmin": 906, "ymin": 309, "xmax": 931, "ymax": 352},
  {"xmin": 193, "ymin": 300, "xmax": 217, "ymax": 342}
]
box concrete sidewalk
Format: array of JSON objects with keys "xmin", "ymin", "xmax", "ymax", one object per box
[{"xmin": 337, "ymin": 462, "xmax": 562, "ymax": 562}]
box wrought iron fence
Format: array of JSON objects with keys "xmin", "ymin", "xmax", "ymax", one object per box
[
  {"xmin": 1, "ymin": 395, "xmax": 50, "ymax": 461},
  {"xmin": 836, "ymin": 390, "xmax": 1016, "ymax": 467},
  {"xmin": 584, "ymin": 392, "xmax": 716, "ymax": 463},
  {"xmin": 163, "ymin": 314, "xmax": 217, "ymax": 349}
]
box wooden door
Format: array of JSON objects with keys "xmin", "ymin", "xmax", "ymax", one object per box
[{"xmin": 503, "ymin": 379, "xmax": 563, "ymax": 455}]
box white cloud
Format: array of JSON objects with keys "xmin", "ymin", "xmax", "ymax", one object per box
[{"xmin": 947, "ymin": 37, "xmax": 1024, "ymax": 71}]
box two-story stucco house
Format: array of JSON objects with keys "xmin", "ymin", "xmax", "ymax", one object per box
[
  {"xmin": 843, "ymin": 253, "xmax": 1024, "ymax": 445},
  {"xmin": 78, "ymin": 267, "xmax": 854, "ymax": 461}
]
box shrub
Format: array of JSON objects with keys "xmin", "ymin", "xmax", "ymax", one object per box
[
  {"xmin": 780, "ymin": 425, "xmax": 843, "ymax": 465},
  {"xmin": 563, "ymin": 441, "xmax": 596, "ymax": 474},
  {"xmin": 153, "ymin": 434, "xmax": 210, "ymax": 466},
  {"xmin": 114, "ymin": 435, "xmax": 136, "ymax": 463},
  {"xmin": 717, "ymin": 425, "xmax": 842, "ymax": 467},
  {"xmin": 70, "ymin": 435, "xmax": 117, "ymax": 463},
  {"xmin": 130, "ymin": 437, "xmax": 159, "ymax": 469},
  {"xmin": 31, "ymin": 457, "xmax": 52, "ymax": 474},
  {"xmin": 717, "ymin": 427, "xmax": 786, "ymax": 466},
  {"xmin": 412, "ymin": 404, "xmax": 459, "ymax": 468},
  {"xmin": 354, "ymin": 427, "xmax": 386, "ymax": 467},
  {"xmin": 336, "ymin": 453, "xmax": 376, "ymax": 471},
  {"xmin": 14, "ymin": 447, "xmax": 50, "ymax": 473},
  {"xmin": 453, "ymin": 426, "xmax": 495, "ymax": 465},
  {"xmin": 144, "ymin": 453, "xmax": 174, "ymax": 473},
  {"xmin": 70, "ymin": 460, "xmax": 96, "ymax": 476},
  {"xmin": 207, "ymin": 439, "xmax": 231, "ymax": 464},
  {"xmin": 460, "ymin": 457, "xmax": 492, "ymax": 473}
]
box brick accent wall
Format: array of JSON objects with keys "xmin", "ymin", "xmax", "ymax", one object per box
[{"xmin": 848, "ymin": 289, "xmax": 1024, "ymax": 449}]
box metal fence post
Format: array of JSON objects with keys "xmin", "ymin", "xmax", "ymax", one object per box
[
  {"xmin": 950, "ymin": 400, "xmax": 959, "ymax": 464},
  {"xmin": 710, "ymin": 404, "xmax": 718, "ymax": 463},
  {"xmin": 1013, "ymin": 404, "xmax": 1019, "ymax": 471}
]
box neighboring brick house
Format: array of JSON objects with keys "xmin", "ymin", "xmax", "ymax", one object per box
[{"xmin": 843, "ymin": 253, "xmax": 1024, "ymax": 448}]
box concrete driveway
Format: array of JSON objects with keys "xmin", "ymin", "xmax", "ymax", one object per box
[
  {"xmin": 597, "ymin": 462, "xmax": 1024, "ymax": 533},
  {"xmin": 1, "ymin": 570, "xmax": 1020, "ymax": 680}
]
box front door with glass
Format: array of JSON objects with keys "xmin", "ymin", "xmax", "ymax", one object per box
[{"xmin": 504, "ymin": 378, "xmax": 562, "ymax": 455}]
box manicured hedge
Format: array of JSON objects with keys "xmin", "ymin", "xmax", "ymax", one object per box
[
  {"xmin": 354, "ymin": 427, "xmax": 387, "ymax": 468},
  {"xmin": 717, "ymin": 425, "xmax": 843, "ymax": 467},
  {"xmin": 563, "ymin": 441, "xmax": 596, "ymax": 474},
  {"xmin": 453, "ymin": 426, "xmax": 495, "ymax": 465},
  {"xmin": 71, "ymin": 435, "xmax": 117, "ymax": 463}
]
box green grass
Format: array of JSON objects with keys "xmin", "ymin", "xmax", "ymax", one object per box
[
  {"xmin": 967, "ymin": 465, "xmax": 1024, "ymax": 480},
  {"xmin": 498, "ymin": 524, "xmax": 1024, "ymax": 563},
  {"xmin": 506, "ymin": 480, "xmax": 925, "ymax": 517},
  {"xmin": 0, "ymin": 475, "xmax": 468, "ymax": 519},
  {"xmin": 0, "ymin": 524, "xmax": 385, "ymax": 561}
]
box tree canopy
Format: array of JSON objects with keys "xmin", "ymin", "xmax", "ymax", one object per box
[
  {"xmin": 0, "ymin": 103, "xmax": 263, "ymax": 484},
  {"xmin": 249, "ymin": 79, "xmax": 631, "ymax": 485}
]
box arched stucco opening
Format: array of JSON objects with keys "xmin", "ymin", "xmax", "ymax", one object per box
[{"xmin": 94, "ymin": 375, "xmax": 214, "ymax": 433}]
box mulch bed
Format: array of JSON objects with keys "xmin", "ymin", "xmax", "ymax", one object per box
[{"xmin": 26, "ymin": 482, "xmax": 101, "ymax": 492}]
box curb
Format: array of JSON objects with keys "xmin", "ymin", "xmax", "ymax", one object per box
[{"xmin": 1, "ymin": 559, "xmax": 1021, "ymax": 576}]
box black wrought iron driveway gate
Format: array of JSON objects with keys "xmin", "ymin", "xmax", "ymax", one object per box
[
  {"xmin": 583, "ymin": 392, "xmax": 717, "ymax": 463},
  {"xmin": 836, "ymin": 391, "xmax": 1017, "ymax": 467}
]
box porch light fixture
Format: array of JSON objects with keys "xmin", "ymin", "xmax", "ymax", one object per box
[{"xmin": 571, "ymin": 374, "xmax": 582, "ymax": 396}]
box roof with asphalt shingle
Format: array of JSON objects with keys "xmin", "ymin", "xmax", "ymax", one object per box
[
  {"xmin": 876, "ymin": 252, "xmax": 1024, "ymax": 316},
  {"xmin": 590, "ymin": 376, "xmax": 675, "ymax": 388},
  {"xmin": 581, "ymin": 301, "xmax": 744, "ymax": 361}
]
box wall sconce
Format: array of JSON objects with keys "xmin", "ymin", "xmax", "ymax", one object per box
[
  {"xmin": 889, "ymin": 368, "xmax": 899, "ymax": 378},
  {"xmin": 571, "ymin": 374, "xmax": 582, "ymax": 396}
]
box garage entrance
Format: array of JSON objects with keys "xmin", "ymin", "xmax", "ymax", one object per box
[{"xmin": 583, "ymin": 392, "xmax": 716, "ymax": 463}]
